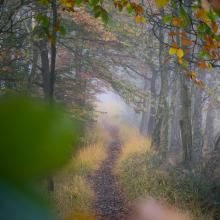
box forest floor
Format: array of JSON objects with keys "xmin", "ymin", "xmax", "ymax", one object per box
[{"xmin": 91, "ymin": 138, "xmax": 128, "ymax": 220}]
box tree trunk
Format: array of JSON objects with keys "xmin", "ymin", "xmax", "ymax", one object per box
[
  {"xmin": 50, "ymin": 0, "xmax": 57, "ymax": 100},
  {"xmin": 168, "ymin": 71, "xmax": 180, "ymax": 151},
  {"xmin": 192, "ymin": 86, "xmax": 203, "ymax": 168},
  {"xmin": 179, "ymin": 73, "xmax": 192, "ymax": 163},
  {"xmin": 204, "ymin": 107, "xmax": 215, "ymax": 153},
  {"xmin": 204, "ymin": 135, "xmax": 220, "ymax": 179},
  {"xmin": 39, "ymin": 40, "xmax": 51, "ymax": 98},
  {"xmin": 151, "ymin": 26, "xmax": 169, "ymax": 158},
  {"xmin": 28, "ymin": 42, "xmax": 39, "ymax": 91},
  {"xmin": 38, "ymin": 0, "xmax": 58, "ymax": 192},
  {"xmin": 147, "ymin": 68, "xmax": 158, "ymax": 137},
  {"xmin": 139, "ymin": 78, "xmax": 149, "ymax": 135},
  {"xmin": 179, "ymin": 0, "xmax": 193, "ymax": 164}
]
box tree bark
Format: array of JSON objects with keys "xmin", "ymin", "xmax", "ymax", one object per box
[
  {"xmin": 192, "ymin": 85, "xmax": 203, "ymax": 168},
  {"xmin": 139, "ymin": 79, "xmax": 149, "ymax": 135},
  {"xmin": 38, "ymin": 0, "xmax": 58, "ymax": 192},
  {"xmin": 151, "ymin": 26, "xmax": 169, "ymax": 158},
  {"xmin": 28, "ymin": 42, "xmax": 39, "ymax": 91},
  {"xmin": 39, "ymin": 40, "xmax": 51, "ymax": 98},
  {"xmin": 50, "ymin": 0, "xmax": 57, "ymax": 100},
  {"xmin": 204, "ymin": 135, "xmax": 220, "ymax": 179},
  {"xmin": 179, "ymin": 73, "xmax": 193, "ymax": 163},
  {"xmin": 147, "ymin": 68, "xmax": 158, "ymax": 137},
  {"xmin": 179, "ymin": 0, "xmax": 193, "ymax": 164},
  {"xmin": 204, "ymin": 106, "xmax": 215, "ymax": 154}
]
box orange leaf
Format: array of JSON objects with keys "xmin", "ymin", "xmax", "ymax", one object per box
[
  {"xmin": 171, "ymin": 17, "xmax": 182, "ymax": 26},
  {"xmin": 180, "ymin": 31, "xmax": 187, "ymax": 37},
  {"xmin": 131, "ymin": 3, "xmax": 144, "ymax": 15},
  {"xmin": 211, "ymin": 21, "xmax": 218, "ymax": 33},
  {"xmin": 195, "ymin": 8, "xmax": 206, "ymax": 19},
  {"xmin": 114, "ymin": 1, "xmax": 123, "ymax": 10},
  {"xmin": 194, "ymin": 79, "xmax": 205, "ymax": 89},
  {"xmin": 182, "ymin": 37, "xmax": 193, "ymax": 46},
  {"xmin": 171, "ymin": 42, "xmax": 179, "ymax": 49},
  {"xmin": 168, "ymin": 31, "xmax": 179, "ymax": 36},
  {"xmin": 197, "ymin": 62, "xmax": 208, "ymax": 69}
]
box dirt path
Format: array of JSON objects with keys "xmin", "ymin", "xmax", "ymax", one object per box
[{"xmin": 91, "ymin": 140, "xmax": 127, "ymax": 220}]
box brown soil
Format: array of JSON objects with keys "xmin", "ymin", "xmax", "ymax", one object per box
[{"xmin": 91, "ymin": 140, "xmax": 128, "ymax": 220}]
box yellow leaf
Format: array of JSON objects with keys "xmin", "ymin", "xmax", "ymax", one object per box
[
  {"xmin": 155, "ymin": 0, "xmax": 170, "ymax": 8},
  {"xmin": 177, "ymin": 49, "xmax": 184, "ymax": 58},
  {"xmin": 208, "ymin": 63, "xmax": 213, "ymax": 70},
  {"xmin": 169, "ymin": 47, "xmax": 177, "ymax": 55},
  {"xmin": 141, "ymin": 17, "xmax": 147, "ymax": 23},
  {"xmin": 135, "ymin": 15, "xmax": 142, "ymax": 23},
  {"xmin": 204, "ymin": 15, "xmax": 211, "ymax": 25},
  {"xmin": 67, "ymin": 213, "xmax": 96, "ymax": 220},
  {"xmin": 190, "ymin": 71, "xmax": 197, "ymax": 80},
  {"xmin": 66, "ymin": 2, "xmax": 73, "ymax": 8},
  {"xmin": 178, "ymin": 58, "xmax": 183, "ymax": 64}
]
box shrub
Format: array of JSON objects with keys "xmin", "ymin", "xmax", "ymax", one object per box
[{"xmin": 116, "ymin": 129, "xmax": 220, "ymax": 220}]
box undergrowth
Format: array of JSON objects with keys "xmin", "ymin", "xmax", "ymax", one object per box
[
  {"xmin": 115, "ymin": 126, "xmax": 220, "ymax": 220},
  {"xmin": 51, "ymin": 124, "xmax": 109, "ymax": 219}
]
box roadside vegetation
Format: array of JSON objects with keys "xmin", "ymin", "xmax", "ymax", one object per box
[
  {"xmin": 115, "ymin": 126, "xmax": 220, "ymax": 220},
  {"xmin": 51, "ymin": 125, "xmax": 110, "ymax": 219}
]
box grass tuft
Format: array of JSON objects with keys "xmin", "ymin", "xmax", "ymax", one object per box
[
  {"xmin": 50, "ymin": 124, "xmax": 109, "ymax": 219},
  {"xmin": 115, "ymin": 126, "xmax": 220, "ymax": 220}
]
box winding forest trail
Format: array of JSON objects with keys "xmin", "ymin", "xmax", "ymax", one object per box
[{"xmin": 91, "ymin": 136, "xmax": 128, "ymax": 220}]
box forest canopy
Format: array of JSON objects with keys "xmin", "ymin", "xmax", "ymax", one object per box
[{"xmin": 31, "ymin": 0, "xmax": 220, "ymax": 87}]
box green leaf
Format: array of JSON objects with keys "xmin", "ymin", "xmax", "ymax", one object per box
[
  {"xmin": 93, "ymin": 5, "xmax": 109, "ymax": 23},
  {"xmin": 183, "ymin": 60, "xmax": 189, "ymax": 68},
  {"xmin": 89, "ymin": 0, "xmax": 99, "ymax": 6},
  {"xmin": 93, "ymin": 5, "xmax": 102, "ymax": 17},
  {"xmin": 215, "ymin": 10, "xmax": 220, "ymax": 18},
  {"xmin": 59, "ymin": 25, "xmax": 66, "ymax": 36},
  {"xmin": 179, "ymin": 7, "xmax": 190, "ymax": 28},
  {"xmin": 36, "ymin": 14, "xmax": 50, "ymax": 27},
  {"xmin": 180, "ymin": 6, "xmax": 187, "ymax": 18},
  {"xmin": 37, "ymin": 0, "xmax": 50, "ymax": 6},
  {"xmin": 192, "ymin": 5, "xmax": 199, "ymax": 11},
  {"xmin": 100, "ymin": 9, "xmax": 109, "ymax": 23},
  {"xmin": 163, "ymin": 15, "xmax": 172, "ymax": 23},
  {"xmin": 0, "ymin": 96, "xmax": 82, "ymax": 182},
  {"xmin": 199, "ymin": 50, "xmax": 207, "ymax": 59},
  {"xmin": 126, "ymin": 3, "xmax": 133, "ymax": 13},
  {"xmin": 171, "ymin": 1, "xmax": 177, "ymax": 9},
  {"xmin": 76, "ymin": 0, "xmax": 83, "ymax": 6},
  {"xmin": 207, "ymin": 11, "xmax": 217, "ymax": 21}
]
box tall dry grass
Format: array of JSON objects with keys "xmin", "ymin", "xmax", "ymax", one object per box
[
  {"xmin": 114, "ymin": 123, "xmax": 151, "ymax": 175},
  {"xmin": 51, "ymin": 124, "xmax": 109, "ymax": 219},
  {"xmin": 115, "ymin": 124, "xmax": 216, "ymax": 220},
  {"xmin": 119, "ymin": 124, "xmax": 150, "ymax": 160}
]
